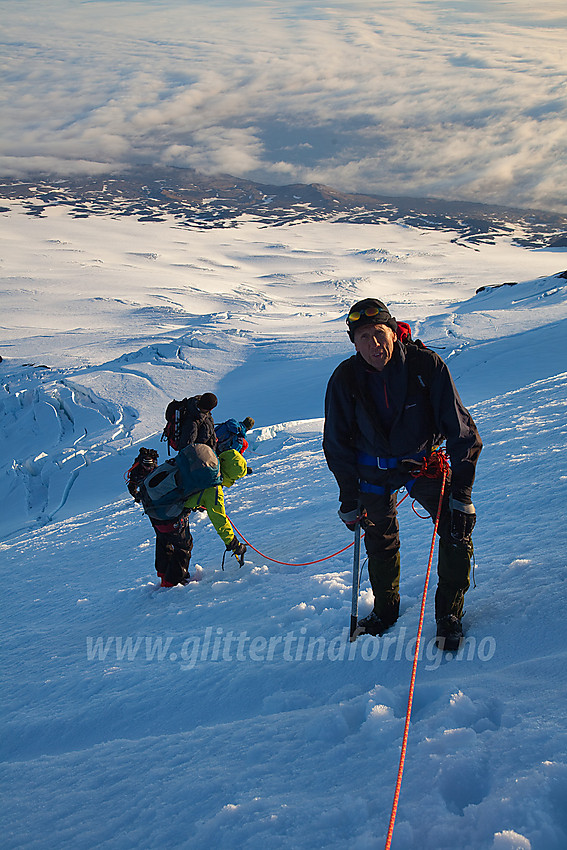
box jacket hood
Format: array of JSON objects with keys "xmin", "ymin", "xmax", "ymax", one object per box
[{"xmin": 219, "ymin": 449, "xmax": 247, "ymax": 483}]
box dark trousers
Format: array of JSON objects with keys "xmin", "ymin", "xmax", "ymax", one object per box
[
  {"xmin": 151, "ymin": 514, "xmax": 193, "ymax": 585},
  {"xmin": 361, "ymin": 470, "xmax": 472, "ymax": 620}
]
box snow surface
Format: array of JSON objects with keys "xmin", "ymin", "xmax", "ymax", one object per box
[{"xmin": 1, "ymin": 203, "xmax": 567, "ymax": 850}]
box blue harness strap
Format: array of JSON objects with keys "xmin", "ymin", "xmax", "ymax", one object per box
[
  {"xmin": 358, "ymin": 451, "xmax": 426, "ymax": 496},
  {"xmin": 359, "ymin": 481, "xmax": 388, "ymax": 495},
  {"xmin": 359, "ymin": 477, "xmax": 418, "ymax": 496},
  {"xmin": 357, "ymin": 451, "xmax": 398, "ymax": 469},
  {"xmin": 357, "ymin": 450, "xmax": 426, "ymax": 469}
]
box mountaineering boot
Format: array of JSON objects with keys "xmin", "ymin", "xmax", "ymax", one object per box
[
  {"xmin": 161, "ymin": 574, "xmax": 189, "ymax": 587},
  {"xmin": 357, "ymin": 607, "xmax": 397, "ymax": 637},
  {"xmin": 436, "ymin": 614, "xmax": 463, "ymax": 651}
]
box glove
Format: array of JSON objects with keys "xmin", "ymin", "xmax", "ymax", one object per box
[
  {"xmin": 449, "ymin": 496, "xmax": 476, "ymax": 542},
  {"xmin": 227, "ymin": 537, "xmax": 247, "ymax": 558},
  {"xmin": 246, "ymin": 467, "xmax": 254, "ymax": 475},
  {"xmin": 338, "ymin": 502, "xmax": 359, "ymax": 531},
  {"xmin": 128, "ymin": 485, "xmax": 141, "ymax": 503},
  {"xmin": 226, "ymin": 537, "xmax": 246, "ymax": 567},
  {"xmin": 222, "ymin": 537, "xmax": 247, "ymax": 570},
  {"xmin": 226, "ymin": 537, "xmax": 246, "ymax": 557},
  {"xmin": 338, "ymin": 503, "xmax": 373, "ymax": 531}
]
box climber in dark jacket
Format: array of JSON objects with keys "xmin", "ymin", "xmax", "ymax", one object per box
[
  {"xmin": 177, "ymin": 393, "xmax": 218, "ymax": 451},
  {"xmin": 323, "ymin": 298, "xmax": 482, "ymax": 648}
]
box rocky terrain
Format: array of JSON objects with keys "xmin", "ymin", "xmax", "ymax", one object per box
[{"xmin": 2, "ymin": 168, "xmax": 566, "ymax": 248}]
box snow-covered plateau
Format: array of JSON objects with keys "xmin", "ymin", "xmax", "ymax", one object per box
[{"xmin": 1, "ymin": 202, "xmax": 566, "ymax": 850}]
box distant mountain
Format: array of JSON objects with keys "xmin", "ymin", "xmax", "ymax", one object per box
[{"xmin": 1, "ymin": 167, "xmax": 566, "ymax": 248}]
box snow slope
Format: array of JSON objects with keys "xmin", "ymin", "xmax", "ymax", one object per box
[{"xmin": 1, "ymin": 204, "xmax": 566, "ymax": 850}]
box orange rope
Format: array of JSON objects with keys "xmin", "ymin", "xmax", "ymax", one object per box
[{"xmin": 384, "ymin": 451, "xmax": 449, "ymax": 850}]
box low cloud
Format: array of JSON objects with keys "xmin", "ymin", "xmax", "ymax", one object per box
[{"xmin": 1, "ymin": 0, "xmax": 566, "ymax": 213}]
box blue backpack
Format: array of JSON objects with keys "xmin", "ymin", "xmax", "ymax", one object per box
[
  {"xmin": 140, "ymin": 443, "xmax": 222, "ymax": 522},
  {"xmin": 215, "ymin": 419, "xmax": 246, "ymax": 454}
]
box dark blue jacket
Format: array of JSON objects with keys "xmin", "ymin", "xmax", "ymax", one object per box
[{"xmin": 323, "ymin": 342, "xmax": 482, "ymax": 505}]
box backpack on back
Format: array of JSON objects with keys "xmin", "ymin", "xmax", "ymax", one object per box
[
  {"xmin": 161, "ymin": 398, "xmax": 189, "ymax": 454},
  {"xmin": 215, "ymin": 418, "xmax": 246, "ymax": 454},
  {"xmin": 125, "ymin": 447, "xmax": 159, "ymax": 501},
  {"xmin": 396, "ymin": 320, "xmax": 427, "ymax": 348},
  {"xmin": 396, "ymin": 321, "xmax": 412, "ymax": 345},
  {"xmin": 140, "ymin": 443, "xmax": 222, "ymax": 522}
]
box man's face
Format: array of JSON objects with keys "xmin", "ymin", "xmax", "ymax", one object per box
[{"xmin": 354, "ymin": 323, "xmax": 396, "ymax": 371}]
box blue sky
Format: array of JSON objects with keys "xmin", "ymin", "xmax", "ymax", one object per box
[{"xmin": 2, "ymin": 0, "xmax": 566, "ymax": 212}]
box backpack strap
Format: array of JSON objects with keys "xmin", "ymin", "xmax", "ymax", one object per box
[{"xmin": 174, "ymin": 448, "xmax": 195, "ymax": 491}]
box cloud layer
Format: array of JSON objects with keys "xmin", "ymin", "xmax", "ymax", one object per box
[{"xmin": 2, "ymin": 0, "xmax": 567, "ymax": 212}]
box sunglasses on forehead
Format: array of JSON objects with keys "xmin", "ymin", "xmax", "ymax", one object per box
[{"xmin": 348, "ymin": 305, "xmax": 386, "ymax": 323}]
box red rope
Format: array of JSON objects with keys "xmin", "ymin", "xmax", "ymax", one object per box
[
  {"xmin": 411, "ymin": 502, "xmax": 429, "ymax": 519},
  {"xmin": 225, "ymin": 490, "xmax": 409, "ymax": 569},
  {"xmin": 226, "ymin": 484, "xmax": 418, "ymax": 567},
  {"xmin": 226, "ymin": 514, "xmax": 357, "ymax": 566},
  {"xmin": 410, "ymin": 448, "xmax": 448, "ymax": 481},
  {"xmin": 124, "ymin": 461, "xmax": 138, "ymax": 482},
  {"xmin": 384, "ymin": 451, "xmax": 449, "ymax": 850}
]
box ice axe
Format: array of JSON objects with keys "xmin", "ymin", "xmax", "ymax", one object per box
[{"xmin": 349, "ymin": 522, "xmax": 362, "ymax": 641}]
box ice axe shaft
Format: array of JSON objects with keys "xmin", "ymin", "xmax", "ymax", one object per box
[{"xmin": 349, "ymin": 522, "xmax": 362, "ymax": 641}]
